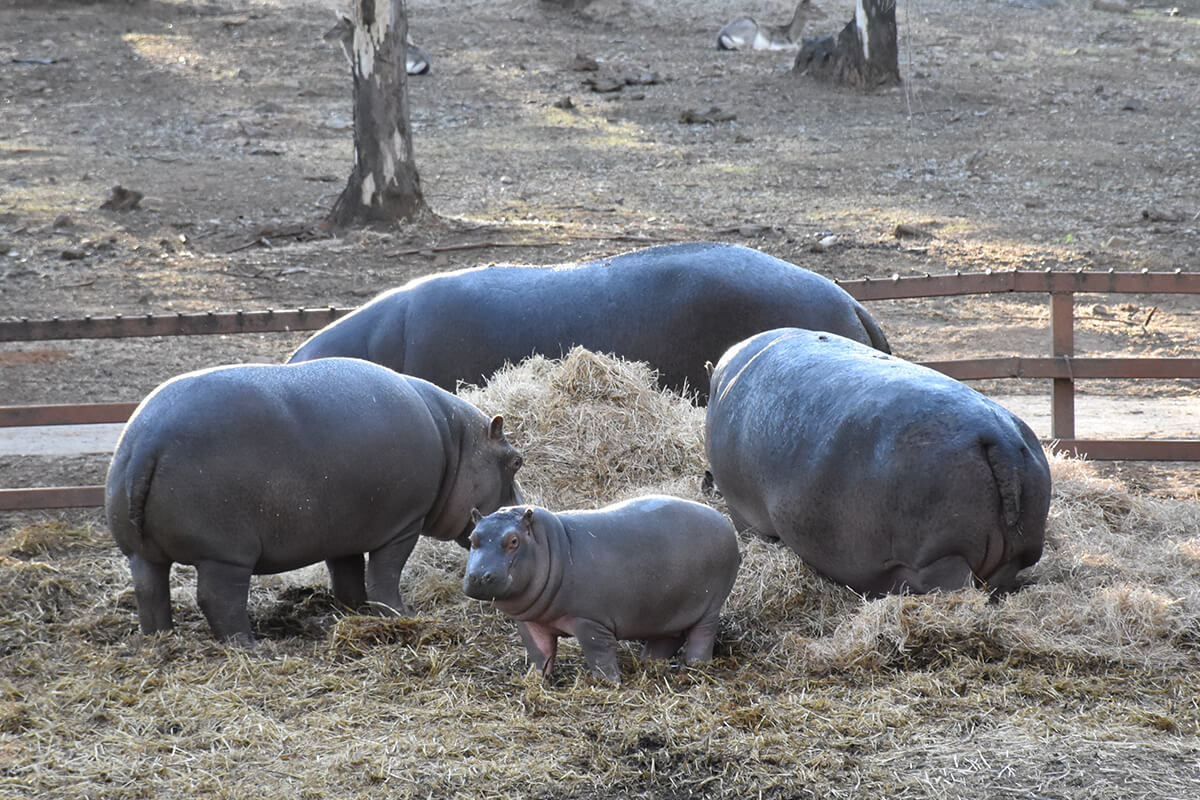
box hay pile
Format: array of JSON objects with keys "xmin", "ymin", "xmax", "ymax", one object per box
[
  {"xmin": 2, "ymin": 349, "xmax": 1199, "ymax": 799},
  {"xmin": 457, "ymin": 347, "xmax": 710, "ymax": 509}
]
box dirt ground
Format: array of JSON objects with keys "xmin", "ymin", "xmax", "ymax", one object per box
[
  {"xmin": 1, "ymin": 0, "xmax": 1199, "ymax": 506},
  {"xmin": 2, "ymin": 4, "xmax": 1200, "ymax": 797}
]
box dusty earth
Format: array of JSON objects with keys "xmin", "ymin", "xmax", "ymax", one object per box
[{"xmin": 1, "ymin": 0, "xmax": 1199, "ymax": 511}]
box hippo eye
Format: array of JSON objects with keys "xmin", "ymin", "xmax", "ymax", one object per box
[
  {"xmin": 469, "ymin": 532, "xmax": 481, "ymax": 550},
  {"xmin": 503, "ymin": 532, "xmax": 519, "ymax": 552}
]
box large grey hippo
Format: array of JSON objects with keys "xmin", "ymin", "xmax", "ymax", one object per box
[
  {"xmin": 105, "ymin": 357, "xmax": 523, "ymax": 643},
  {"xmin": 463, "ymin": 497, "xmax": 740, "ymax": 682},
  {"xmin": 706, "ymin": 329, "xmax": 1050, "ymax": 596},
  {"xmin": 288, "ymin": 242, "xmax": 890, "ymax": 400}
]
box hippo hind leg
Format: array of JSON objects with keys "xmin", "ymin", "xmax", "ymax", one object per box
[
  {"xmin": 194, "ymin": 559, "xmax": 255, "ymax": 645},
  {"xmin": 641, "ymin": 635, "xmax": 685, "ymax": 661},
  {"xmin": 570, "ymin": 618, "xmax": 621, "ymax": 683},
  {"xmin": 128, "ymin": 554, "xmax": 173, "ymax": 635},
  {"xmin": 326, "ymin": 553, "xmax": 367, "ymax": 609},
  {"xmin": 878, "ymin": 554, "xmax": 976, "ymax": 595},
  {"xmin": 682, "ymin": 607, "xmax": 723, "ymax": 665}
]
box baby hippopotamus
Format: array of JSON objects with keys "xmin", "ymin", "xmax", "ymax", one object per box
[{"xmin": 463, "ymin": 497, "xmax": 740, "ymax": 682}]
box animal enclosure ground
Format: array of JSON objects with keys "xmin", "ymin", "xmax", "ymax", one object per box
[{"xmin": 1, "ymin": 0, "xmax": 1199, "ymax": 797}]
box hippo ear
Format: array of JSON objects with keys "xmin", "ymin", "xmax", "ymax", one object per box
[
  {"xmin": 520, "ymin": 506, "xmax": 535, "ymax": 532},
  {"xmin": 705, "ymin": 360, "xmax": 714, "ymax": 378},
  {"xmin": 470, "ymin": 508, "xmax": 483, "ymax": 525},
  {"xmin": 488, "ymin": 415, "xmax": 505, "ymax": 441}
]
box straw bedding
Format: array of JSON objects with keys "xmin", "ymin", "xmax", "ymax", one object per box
[{"xmin": 3, "ymin": 348, "xmax": 1198, "ymax": 798}]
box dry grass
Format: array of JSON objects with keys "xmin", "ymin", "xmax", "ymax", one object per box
[{"xmin": 3, "ymin": 348, "xmax": 1199, "ymax": 799}]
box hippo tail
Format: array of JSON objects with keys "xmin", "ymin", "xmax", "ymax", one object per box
[
  {"xmin": 854, "ymin": 302, "xmax": 892, "ymax": 354},
  {"xmin": 105, "ymin": 443, "xmax": 160, "ymax": 558},
  {"xmin": 979, "ymin": 434, "xmax": 1046, "ymax": 587},
  {"xmin": 984, "ymin": 441, "xmax": 1023, "ymax": 531}
]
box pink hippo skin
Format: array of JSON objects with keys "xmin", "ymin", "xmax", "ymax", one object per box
[{"xmin": 463, "ymin": 497, "xmax": 740, "ymax": 683}]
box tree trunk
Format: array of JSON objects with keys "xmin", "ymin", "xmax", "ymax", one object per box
[
  {"xmin": 328, "ymin": 0, "xmax": 428, "ymax": 229},
  {"xmin": 794, "ymin": 0, "xmax": 900, "ymax": 89}
]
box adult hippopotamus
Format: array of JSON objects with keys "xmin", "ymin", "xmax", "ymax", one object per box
[
  {"xmin": 463, "ymin": 497, "xmax": 740, "ymax": 682},
  {"xmin": 705, "ymin": 328, "xmax": 1050, "ymax": 596},
  {"xmin": 288, "ymin": 242, "xmax": 890, "ymax": 400},
  {"xmin": 105, "ymin": 357, "xmax": 524, "ymax": 643}
]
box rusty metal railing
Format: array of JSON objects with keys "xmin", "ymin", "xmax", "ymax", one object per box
[{"xmin": 2, "ymin": 269, "xmax": 1198, "ymax": 510}]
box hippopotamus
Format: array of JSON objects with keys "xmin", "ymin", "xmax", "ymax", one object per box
[
  {"xmin": 705, "ymin": 328, "xmax": 1050, "ymax": 596},
  {"xmin": 288, "ymin": 242, "xmax": 890, "ymax": 401},
  {"xmin": 105, "ymin": 357, "xmax": 523, "ymax": 643},
  {"xmin": 463, "ymin": 497, "xmax": 740, "ymax": 682}
]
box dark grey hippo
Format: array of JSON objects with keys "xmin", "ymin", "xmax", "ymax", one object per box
[
  {"xmin": 463, "ymin": 497, "xmax": 740, "ymax": 682},
  {"xmin": 705, "ymin": 328, "xmax": 1050, "ymax": 596},
  {"xmin": 288, "ymin": 242, "xmax": 890, "ymax": 400},
  {"xmin": 105, "ymin": 357, "xmax": 523, "ymax": 643}
]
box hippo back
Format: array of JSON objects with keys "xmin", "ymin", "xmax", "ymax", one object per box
[{"xmin": 289, "ymin": 242, "xmax": 890, "ymax": 400}]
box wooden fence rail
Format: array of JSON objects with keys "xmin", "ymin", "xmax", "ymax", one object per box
[{"xmin": 2, "ymin": 269, "xmax": 1198, "ymax": 510}]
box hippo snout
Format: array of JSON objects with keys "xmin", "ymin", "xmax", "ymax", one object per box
[{"xmin": 463, "ymin": 569, "xmax": 507, "ymax": 601}]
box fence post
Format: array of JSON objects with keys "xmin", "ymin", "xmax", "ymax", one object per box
[{"xmin": 1051, "ymin": 291, "xmax": 1075, "ymax": 440}]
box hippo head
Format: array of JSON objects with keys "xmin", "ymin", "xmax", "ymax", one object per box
[
  {"xmin": 425, "ymin": 415, "xmax": 524, "ymax": 543},
  {"xmin": 463, "ymin": 506, "xmax": 538, "ymax": 602}
]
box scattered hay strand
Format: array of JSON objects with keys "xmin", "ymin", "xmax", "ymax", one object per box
[{"xmin": 2, "ymin": 348, "xmax": 1199, "ymax": 798}]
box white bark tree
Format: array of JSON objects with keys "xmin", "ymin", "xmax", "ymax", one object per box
[
  {"xmin": 328, "ymin": 0, "xmax": 428, "ymax": 228},
  {"xmin": 795, "ymin": 0, "xmax": 900, "ymax": 88}
]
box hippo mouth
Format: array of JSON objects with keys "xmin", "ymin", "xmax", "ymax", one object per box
[{"xmin": 463, "ymin": 572, "xmax": 508, "ymax": 601}]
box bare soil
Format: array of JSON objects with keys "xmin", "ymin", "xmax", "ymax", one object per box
[
  {"xmin": 1, "ymin": 3, "xmax": 1200, "ymax": 797},
  {"xmin": 0, "ymin": 0, "xmax": 1198, "ymax": 483}
]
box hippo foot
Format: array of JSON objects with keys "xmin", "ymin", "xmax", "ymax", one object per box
[
  {"xmin": 219, "ymin": 631, "xmax": 259, "ymax": 649},
  {"xmin": 363, "ymin": 599, "xmax": 415, "ymax": 617}
]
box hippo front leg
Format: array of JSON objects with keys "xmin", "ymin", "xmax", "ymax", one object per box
[
  {"xmin": 364, "ymin": 529, "xmax": 420, "ymax": 615},
  {"xmin": 194, "ymin": 559, "xmax": 255, "ymax": 645},
  {"xmin": 326, "ymin": 553, "xmax": 367, "ymax": 609},
  {"xmin": 128, "ymin": 554, "xmax": 173, "ymax": 635},
  {"xmin": 517, "ymin": 621, "xmax": 559, "ymax": 678}
]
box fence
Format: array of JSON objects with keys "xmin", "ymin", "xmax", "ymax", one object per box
[{"xmin": 2, "ymin": 269, "xmax": 1198, "ymax": 511}]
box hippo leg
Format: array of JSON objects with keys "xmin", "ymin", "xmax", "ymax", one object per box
[
  {"xmin": 570, "ymin": 618, "xmax": 621, "ymax": 683},
  {"xmin": 682, "ymin": 608, "xmax": 722, "ymax": 664},
  {"xmin": 879, "ymin": 554, "xmax": 976, "ymax": 595},
  {"xmin": 517, "ymin": 621, "xmax": 559, "ymax": 678},
  {"xmin": 326, "ymin": 553, "xmax": 367, "ymax": 609},
  {"xmin": 978, "ymin": 557, "xmax": 1026, "ymax": 594},
  {"xmin": 641, "ymin": 635, "xmax": 685, "ymax": 661},
  {"xmin": 128, "ymin": 554, "xmax": 173, "ymax": 635},
  {"xmin": 194, "ymin": 559, "xmax": 255, "ymax": 645},
  {"xmin": 364, "ymin": 530, "xmax": 420, "ymax": 616}
]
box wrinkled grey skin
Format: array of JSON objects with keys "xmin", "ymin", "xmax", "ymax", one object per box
[
  {"xmin": 463, "ymin": 497, "xmax": 740, "ymax": 682},
  {"xmin": 105, "ymin": 358, "xmax": 523, "ymax": 643},
  {"xmin": 706, "ymin": 329, "xmax": 1050, "ymax": 596},
  {"xmin": 289, "ymin": 242, "xmax": 890, "ymax": 401}
]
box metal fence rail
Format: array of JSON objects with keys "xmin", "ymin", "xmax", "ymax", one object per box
[{"xmin": 3, "ymin": 269, "xmax": 1198, "ymax": 510}]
